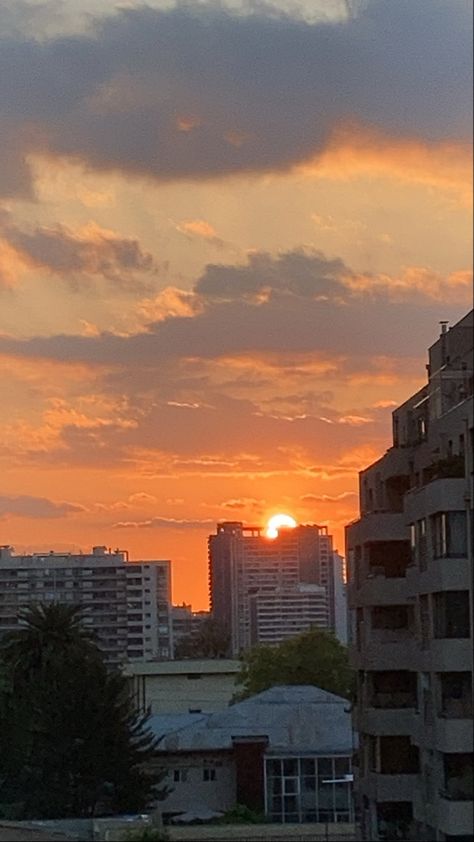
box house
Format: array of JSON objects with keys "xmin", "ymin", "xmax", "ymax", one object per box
[{"xmin": 150, "ymin": 685, "xmax": 356, "ymax": 824}]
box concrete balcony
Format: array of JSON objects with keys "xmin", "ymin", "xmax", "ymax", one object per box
[
  {"xmin": 437, "ymin": 794, "xmax": 474, "ymax": 836},
  {"xmin": 419, "ymin": 638, "xmax": 473, "ymax": 672},
  {"xmin": 362, "ymin": 772, "xmax": 417, "ymax": 802},
  {"xmin": 356, "ymin": 706, "xmax": 415, "ymax": 736},
  {"xmin": 404, "ymin": 477, "xmax": 468, "ymax": 520},
  {"xmin": 352, "ymin": 639, "xmax": 416, "ymax": 670},
  {"xmin": 406, "ymin": 556, "xmax": 471, "ymax": 597},
  {"xmin": 348, "ymin": 512, "xmax": 408, "ymax": 544},
  {"xmin": 434, "ymin": 716, "xmax": 474, "ymax": 753},
  {"xmin": 355, "ymin": 576, "xmax": 409, "ymax": 607}
]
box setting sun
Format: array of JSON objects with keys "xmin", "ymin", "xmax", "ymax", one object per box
[{"xmin": 265, "ymin": 514, "xmax": 297, "ymax": 539}]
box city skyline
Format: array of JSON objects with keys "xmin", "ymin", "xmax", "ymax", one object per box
[{"xmin": 0, "ymin": 0, "xmax": 472, "ymax": 609}]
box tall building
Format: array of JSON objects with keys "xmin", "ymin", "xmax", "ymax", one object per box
[
  {"xmin": 346, "ymin": 311, "xmax": 473, "ymax": 842},
  {"xmin": 0, "ymin": 545, "xmax": 173, "ymax": 667},
  {"xmin": 208, "ymin": 521, "xmax": 346, "ymax": 653},
  {"xmin": 171, "ymin": 602, "xmax": 209, "ymax": 648}
]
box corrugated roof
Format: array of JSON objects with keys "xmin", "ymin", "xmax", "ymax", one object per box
[{"xmin": 151, "ymin": 685, "xmax": 354, "ymax": 755}]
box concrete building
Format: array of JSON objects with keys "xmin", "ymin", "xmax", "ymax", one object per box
[
  {"xmin": 151, "ymin": 685, "xmax": 355, "ymax": 825},
  {"xmin": 171, "ymin": 603, "xmax": 209, "ymax": 648},
  {"xmin": 208, "ymin": 521, "xmax": 346, "ymax": 653},
  {"xmin": 346, "ymin": 311, "xmax": 473, "ymax": 842},
  {"xmin": 124, "ymin": 658, "xmax": 241, "ymax": 714},
  {"xmin": 0, "ymin": 545, "xmax": 173, "ymax": 667}
]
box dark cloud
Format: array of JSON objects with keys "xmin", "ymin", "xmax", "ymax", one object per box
[
  {"xmin": 0, "ymin": 214, "xmax": 155, "ymax": 287},
  {"xmin": 0, "ymin": 247, "xmax": 469, "ymax": 366},
  {"xmin": 0, "ymin": 0, "xmax": 471, "ymax": 195},
  {"xmin": 0, "ymin": 494, "xmax": 84, "ymax": 519}
]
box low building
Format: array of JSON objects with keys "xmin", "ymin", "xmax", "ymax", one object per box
[
  {"xmin": 124, "ymin": 658, "xmax": 241, "ymax": 714},
  {"xmin": 151, "ymin": 685, "xmax": 355, "ymax": 824}
]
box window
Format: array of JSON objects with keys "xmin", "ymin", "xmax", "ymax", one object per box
[
  {"xmin": 432, "ymin": 512, "xmax": 467, "ymax": 558},
  {"xmin": 203, "ymin": 768, "xmax": 216, "ymax": 781},
  {"xmin": 173, "ymin": 769, "xmax": 188, "ymax": 783}
]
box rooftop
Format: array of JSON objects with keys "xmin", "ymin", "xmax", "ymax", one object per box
[{"xmin": 152, "ymin": 685, "xmax": 354, "ymax": 755}]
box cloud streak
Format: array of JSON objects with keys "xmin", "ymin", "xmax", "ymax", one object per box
[{"xmin": 0, "ymin": 494, "xmax": 84, "ymax": 519}]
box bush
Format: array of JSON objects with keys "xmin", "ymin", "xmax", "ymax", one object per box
[
  {"xmin": 217, "ymin": 804, "xmax": 266, "ymax": 824},
  {"xmin": 123, "ymin": 827, "xmax": 169, "ymax": 841}
]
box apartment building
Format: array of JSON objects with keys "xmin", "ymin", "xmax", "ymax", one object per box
[
  {"xmin": 0, "ymin": 545, "xmax": 173, "ymax": 667},
  {"xmin": 209, "ymin": 521, "xmax": 346, "ymax": 653},
  {"xmin": 346, "ymin": 311, "xmax": 473, "ymax": 842},
  {"xmin": 171, "ymin": 602, "xmax": 209, "ymax": 648}
]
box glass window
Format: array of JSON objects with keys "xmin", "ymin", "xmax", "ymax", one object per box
[
  {"xmin": 318, "ymin": 758, "xmax": 333, "ymax": 778},
  {"xmin": 283, "ymin": 778, "xmax": 298, "ymax": 795},
  {"xmin": 266, "ymin": 759, "xmax": 281, "ymax": 776},
  {"xmin": 283, "ymin": 759, "xmax": 298, "ymax": 776},
  {"xmin": 203, "ymin": 768, "xmax": 216, "ymax": 782},
  {"xmin": 301, "ymin": 759, "xmax": 315, "ymax": 776},
  {"xmin": 334, "ymin": 757, "xmax": 350, "ymax": 777}
]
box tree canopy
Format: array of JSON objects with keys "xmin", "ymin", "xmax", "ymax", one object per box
[
  {"xmin": 0, "ymin": 602, "xmax": 164, "ymax": 820},
  {"xmin": 174, "ymin": 617, "xmax": 231, "ymax": 659},
  {"xmin": 234, "ymin": 628, "xmax": 354, "ymax": 701}
]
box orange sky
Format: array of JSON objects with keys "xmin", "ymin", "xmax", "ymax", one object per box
[{"xmin": 0, "ymin": 0, "xmax": 472, "ymax": 608}]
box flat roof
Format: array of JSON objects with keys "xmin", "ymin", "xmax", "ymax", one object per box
[{"xmin": 124, "ymin": 658, "xmax": 241, "ymax": 676}]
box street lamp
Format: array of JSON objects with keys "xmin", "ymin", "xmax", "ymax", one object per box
[{"xmin": 321, "ymin": 775, "xmax": 354, "ymax": 841}]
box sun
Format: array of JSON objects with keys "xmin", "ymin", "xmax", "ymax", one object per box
[{"xmin": 265, "ymin": 513, "xmax": 297, "ymax": 539}]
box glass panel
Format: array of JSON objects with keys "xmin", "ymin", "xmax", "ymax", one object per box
[
  {"xmin": 318, "ymin": 758, "xmax": 333, "ymax": 778},
  {"xmin": 267, "ymin": 759, "xmax": 281, "ymax": 776},
  {"xmin": 283, "ymin": 796, "xmax": 298, "ymax": 813},
  {"xmin": 301, "ymin": 759, "xmax": 315, "ymax": 776},
  {"xmin": 302, "ymin": 776, "xmax": 316, "ymax": 792},
  {"xmin": 304, "ymin": 811, "xmax": 317, "ymax": 822},
  {"xmin": 283, "ymin": 759, "xmax": 298, "ymax": 776},
  {"xmin": 335, "ymin": 757, "xmax": 350, "ymax": 776},
  {"xmin": 318, "ymin": 780, "xmax": 334, "ymax": 809},
  {"xmin": 283, "ymin": 778, "xmax": 298, "ymax": 794},
  {"xmin": 283, "ymin": 813, "xmax": 299, "ymax": 824},
  {"xmin": 319, "ymin": 810, "xmax": 333, "ymax": 823},
  {"xmin": 335, "ymin": 782, "xmax": 350, "ymax": 809},
  {"xmin": 270, "ymin": 777, "xmax": 282, "ymax": 795},
  {"xmin": 271, "ymin": 796, "xmax": 282, "ymax": 812}
]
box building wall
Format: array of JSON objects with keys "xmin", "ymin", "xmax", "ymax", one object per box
[
  {"xmin": 125, "ymin": 659, "xmax": 241, "ymax": 714},
  {"xmin": 209, "ymin": 522, "xmax": 346, "ymax": 653},
  {"xmin": 346, "ymin": 311, "xmax": 473, "ymax": 842},
  {"xmin": 158, "ymin": 752, "xmax": 236, "ymax": 816},
  {"xmin": 0, "ymin": 545, "xmax": 173, "ymax": 666}
]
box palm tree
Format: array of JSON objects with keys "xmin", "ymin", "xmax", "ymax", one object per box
[{"xmin": 0, "ymin": 602, "xmax": 101, "ymax": 681}]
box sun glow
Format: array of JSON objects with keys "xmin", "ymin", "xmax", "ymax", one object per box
[{"xmin": 265, "ymin": 513, "xmax": 297, "ymax": 539}]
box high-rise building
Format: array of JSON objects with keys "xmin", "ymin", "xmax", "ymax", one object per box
[
  {"xmin": 208, "ymin": 521, "xmax": 346, "ymax": 653},
  {"xmin": 346, "ymin": 311, "xmax": 473, "ymax": 842},
  {"xmin": 171, "ymin": 602, "xmax": 209, "ymax": 648},
  {"xmin": 0, "ymin": 545, "xmax": 173, "ymax": 667}
]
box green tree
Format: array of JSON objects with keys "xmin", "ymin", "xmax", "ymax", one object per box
[
  {"xmin": 174, "ymin": 618, "xmax": 231, "ymax": 659},
  {"xmin": 234, "ymin": 628, "xmax": 354, "ymax": 701},
  {"xmin": 0, "ymin": 602, "xmax": 165, "ymax": 819}
]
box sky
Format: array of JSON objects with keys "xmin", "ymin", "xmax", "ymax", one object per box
[{"xmin": 0, "ymin": 0, "xmax": 472, "ymax": 608}]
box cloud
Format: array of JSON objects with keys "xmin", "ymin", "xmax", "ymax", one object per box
[
  {"xmin": 0, "ymin": 494, "xmax": 84, "ymax": 519},
  {"xmin": 113, "ymin": 516, "xmax": 215, "ymax": 530},
  {"xmin": 0, "ymin": 247, "xmax": 470, "ymax": 368},
  {"xmin": 174, "ymin": 219, "xmax": 225, "ymax": 248},
  {"xmin": 0, "ymin": 215, "xmax": 155, "ymax": 288},
  {"xmin": 301, "ymin": 492, "xmax": 357, "ymax": 503},
  {"xmin": 0, "ymin": 1, "xmax": 471, "ymax": 196}
]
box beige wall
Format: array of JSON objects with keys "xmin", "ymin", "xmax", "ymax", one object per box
[{"xmin": 125, "ymin": 660, "xmax": 241, "ymax": 714}]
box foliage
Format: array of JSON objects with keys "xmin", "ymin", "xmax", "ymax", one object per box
[
  {"xmin": 123, "ymin": 827, "xmax": 169, "ymax": 841},
  {"xmin": 0, "ymin": 602, "xmax": 166, "ymax": 819},
  {"xmin": 216, "ymin": 804, "xmax": 266, "ymax": 824},
  {"xmin": 234, "ymin": 628, "xmax": 354, "ymax": 701},
  {"xmin": 174, "ymin": 617, "xmax": 231, "ymax": 659}
]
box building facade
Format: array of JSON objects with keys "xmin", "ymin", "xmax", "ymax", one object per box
[
  {"xmin": 125, "ymin": 658, "xmax": 241, "ymax": 714},
  {"xmin": 151, "ymin": 685, "xmax": 355, "ymax": 826},
  {"xmin": 0, "ymin": 545, "xmax": 173, "ymax": 666},
  {"xmin": 346, "ymin": 311, "xmax": 473, "ymax": 842},
  {"xmin": 208, "ymin": 521, "xmax": 346, "ymax": 654}
]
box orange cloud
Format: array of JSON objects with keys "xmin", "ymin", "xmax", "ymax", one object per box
[{"xmin": 301, "ymin": 124, "xmax": 473, "ymax": 206}]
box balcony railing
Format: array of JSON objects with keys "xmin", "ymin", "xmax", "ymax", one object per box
[
  {"xmin": 372, "ymin": 692, "xmax": 417, "ymax": 710},
  {"xmin": 423, "ymin": 454, "xmax": 465, "ymax": 484}
]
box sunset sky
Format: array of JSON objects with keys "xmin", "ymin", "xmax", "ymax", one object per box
[{"xmin": 0, "ymin": 0, "xmax": 472, "ymax": 608}]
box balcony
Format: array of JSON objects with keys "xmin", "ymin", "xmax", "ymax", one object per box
[
  {"xmin": 406, "ymin": 557, "xmax": 471, "ymax": 597},
  {"xmin": 423, "ymin": 454, "xmax": 466, "ymax": 484},
  {"xmin": 434, "ymin": 717, "xmax": 474, "ymax": 753},
  {"xmin": 420, "ymin": 638, "xmax": 473, "ymax": 672},
  {"xmin": 364, "ymin": 771, "xmax": 418, "ymax": 802},
  {"xmin": 437, "ymin": 794, "xmax": 474, "ymax": 837},
  {"xmin": 356, "ymin": 576, "xmax": 409, "ymax": 607},
  {"xmin": 358, "ymin": 706, "xmax": 415, "ymax": 736},
  {"xmin": 405, "ymin": 477, "xmax": 468, "ymax": 521}
]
